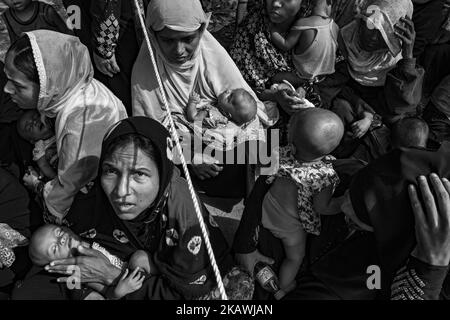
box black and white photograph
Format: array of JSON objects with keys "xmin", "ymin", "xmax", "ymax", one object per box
[{"xmin": 0, "ymin": 0, "xmax": 449, "ymax": 309}]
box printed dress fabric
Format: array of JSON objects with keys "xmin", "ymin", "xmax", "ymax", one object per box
[
  {"xmin": 0, "ymin": 223, "xmax": 28, "ymax": 268},
  {"xmin": 264, "ymin": 146, "xmax": 339, "ymax": 235},
  {"xmin": 229, "ymin": 1, "xmax": 292, "ymax": 90}
]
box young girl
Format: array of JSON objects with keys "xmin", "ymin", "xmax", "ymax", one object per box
[
  {"xmin": 269, "ymin": 0, "xmax": 339, "ymax": 82},
  {"xmin": 262, "ymin": 108, "xmax": 345, "ymax": 298},
  {"xmin": 2, "ymin": 0, "xmax": 72, "ymax": 43}
]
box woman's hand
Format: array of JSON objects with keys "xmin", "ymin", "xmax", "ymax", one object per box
[
  {"xmin": 190, "ymin": 163, "xmax": 223, "ymax": 180},
  {"xmin": 408, "ymin": 174, "xmax": 450, "ymax": 267},
  {"xmin": 394, "ymin": 16, "xmax": 416, "ymax": 59},
  {"xmin": 275, "ymin": 90, "xmax": 311, "ymax": 115},
  {"xmin": 45, "ymin": 245, "xmax": 122, "ymax": 285},
  {"xmin": 93, "ymin": 53, "xmax": 121, "ymax": 78},
  {"xmin": 235, "ymin": 250, "xmax": 275, "ymax": 275},
  {"xmin": 271, "ymin": 72, "xmax": 304, "ymax": 88}
]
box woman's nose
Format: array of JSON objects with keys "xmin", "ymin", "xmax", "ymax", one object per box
[
  {"xmin": 175, "ymin": 41, "xmax": 186, "ymax": 55},
  {"xmin": 4, "ymin": 81, "xmax": 14, "ymax": 95},
  {"xmin": 115, "ymin": 175, "xmax": 131, "ymax": 197},
  {"xmin": 272, "ymin": 0, "xmax": 282, "ymax": 8}
]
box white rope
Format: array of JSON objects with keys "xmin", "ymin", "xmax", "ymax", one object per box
[{"xmin": 133, "ymin": 0, "xmax": 228, "ymax": 300}]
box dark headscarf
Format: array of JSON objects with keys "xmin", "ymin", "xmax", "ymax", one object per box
[
  {"xmin": 349, "ymin": 142, "xmax": 450, "ymax": 297},
  {"xmin": 94, "ymin": 117, "xmax": 175, "ymax": 251}
]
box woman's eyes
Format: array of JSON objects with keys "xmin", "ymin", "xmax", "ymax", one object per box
[
  {"xmin": 102, "ymin": 167, "xmax": 148, "ymax": 179},
  {"xmin": 160, "ymin": 37, "xmax": 172, "ymax": 43},
  {"xmin": 133, "ymin": 171, "xmax": 148, "ymax": 178},
  {"xmin": 103, "ymin": 167, "xmax": 118, "ymax": 175}
]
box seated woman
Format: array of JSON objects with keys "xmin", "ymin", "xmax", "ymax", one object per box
[
  {"xmin": 4, "ymin": 31, "xmax": 128, "ymax": 226},
  {"xmin": 15, "ymin": 117, "xmax": 253, "ymax": 300},
  {"xmin": 325, "ymin": 0, "xmax": 424, "ymax": 161},
  {"xmin": 233, "ymin": 137, "xmax": 450, "ymax": 300},
  {"xmin": 131, "ymin": 0, "xmax": 277, "ymax": 198}
]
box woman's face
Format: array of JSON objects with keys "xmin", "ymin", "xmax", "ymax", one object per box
[
  {"xmin": 155, "ymin": 27, "xmax": 203, "ymax": 64},
  {"xmin": 101, "ymin": 142, "xmax": 160, "ymax": 221},
  {"xmin": 358, "ymin": 22, "xmax": 388, "ymax": 52},
  {"xmin": 266, "ymin": 0, "xmax": 302, "ymax": 24},
  {"xmin": 3, "ymin": 52, "xmax": 39, "ymax": 109}
]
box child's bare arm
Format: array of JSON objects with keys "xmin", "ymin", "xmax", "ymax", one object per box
[
  {"xmin": 313, "ymin": 186, "xmax": 345, "ymax": 216},
  {"xmin": 107, "ymin": 268, "xmax": 145, "ymax": 300},
  {"xmin": 36, "ymin": 157, "xmax": 57, "ymax": 180},
  {"xmin": 270, "ymin": 27, "xmax": 303, "ymax": 51},
  {"xmin": 86, "ymin": 282, "xmax": 109, "ymax": 296}
]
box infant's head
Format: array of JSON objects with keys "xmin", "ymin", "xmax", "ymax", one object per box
[
  {"xmin": 218, "ymin": 89, "xmax": 257, "ymax": 126},
  {"xmin": 391, "ymin": 116, "xmax": 429, "ymax": 148},
  {"xmin": 288, "ymin": 108, "xmax": 344, "ymax": 161},
  {"xmin": 17, "ymin": 110, "xmax": 53, "ymax": 144},
  {"xmin": 29, "ymin": 224, "xmax": 82, "ymax": 266}
]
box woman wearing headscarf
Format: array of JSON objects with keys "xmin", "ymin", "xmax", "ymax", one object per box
[
  {"xmin": 3, "ymin": 30, "xmax": 128, "ymax": 225},
  {"xmin": 34, "ymin": 117, "xmax": 253, "ymax": 300},
  {"xmin": 132, "ymin": 0, "xmax": 272, "ymax": 124},
  {"xmin": 324, "ymin": 0, "xmax": 424, "ymax": 162},
  {"xmin": 131, "ymin": 0, "xmax": 277, "ymax": 197}
]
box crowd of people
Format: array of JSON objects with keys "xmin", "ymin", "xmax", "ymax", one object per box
[{"xmin": 0, "ymin": 0, "xmax": 449, "ymax": 300}]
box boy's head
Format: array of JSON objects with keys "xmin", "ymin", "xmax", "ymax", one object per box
[
  {"xmin": 29, "ymin": 224, "xmax": 82, "ymax": 266},
  {"xmin": 17, "ymin": 110, "xmax": 53, "ymax": 143},
  {"xmin": 218, "ymin": 88, "xmax": 258, "ymax": 126},
  {"xmin": 6, "ymin": 0, "xmax": 32, "ymax": 11},
  {"xmin": 391, "ymin": 117, "xmax": 429, "ymax": 148},
  {"xmin": 288, "ymin": 108, "xmax": 344, "ymax": 161}
]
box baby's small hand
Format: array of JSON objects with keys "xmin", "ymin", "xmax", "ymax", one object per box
[
  {"xmin": 114, "ymin": 267, "xmax": 145, "ymax": 298},
  {"xmin": 189, "ymin": 92, "xmax": 201, "ymax": 104},
  {"xmin": 351, "ymin": 118, "xmax": 372, "ymax": 139},
  {"xmin": 204, "ymin": 118, "xmax": 219, "ymax": 128},
  {"xmin": 23, "ymin": 167, "xmax": 41, "ymax": 190}
]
